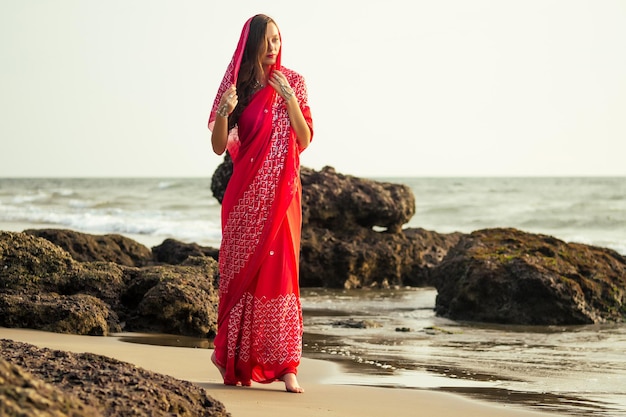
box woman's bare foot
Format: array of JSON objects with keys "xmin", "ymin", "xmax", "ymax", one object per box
[
  {"xmin": 211, "ymin": 351, "xmax": 226, "ymax": 380},
  {"xmin": 281, "ymin": 373, "xmax": 304, "ymax": 393}
]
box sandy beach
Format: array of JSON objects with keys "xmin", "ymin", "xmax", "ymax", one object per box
[{"xmin": 0, "ymin": 327, "xmax": 558, "ymax": 417}]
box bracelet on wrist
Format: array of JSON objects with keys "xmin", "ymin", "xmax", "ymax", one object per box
[
  {"xmin": 279, "ymin": 84, "xmax": 294, "ymax": 102},
  {"xmin": 216, "ymin": 104, "xmax": 229, "ymax": 118}
]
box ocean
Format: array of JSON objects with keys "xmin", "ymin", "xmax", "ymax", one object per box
[{"xmin": 1, "ymin": 176, "xmax": 625, "ymax": 416}]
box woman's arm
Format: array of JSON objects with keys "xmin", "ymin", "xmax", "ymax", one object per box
[
  {"xmin": 284, "ymin": 95, "xmax": 312, "ymax": 150},
  {"xmin": 211, "ymin": 85, "xmax": 238, "ymax": 155}
]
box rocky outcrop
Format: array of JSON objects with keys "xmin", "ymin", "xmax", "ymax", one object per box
[
  {"xmin": 432, "ymin": 228, "xmax": 626, "ymax": 325},
  {"xmin": 299, "ymin": 167, "xmax": 460, "ymax": 288},
  {"xmin": 211, "ymin": 161, "xmax": 460, "ymax": 288},
  {"xmin": 0, "ymin": 231, "xmax": 219, "ymax": 337},
  {"xmin": 300, "ymin": 225, "xmax": 461, "ymax": 288},
  {"xmin": 0, "ymin": 232, "xmax": 120, "ymax": 335},
  {"xmin": 3, "ymin": 163, "xmax": 625, "ymax": 330},
  {"xmin": 25, "ymin": 228, "xmax": 153, "ymax": 267},
  {"xmin": 1, "ymin": 340, "xmax": 229, "ymax": 417}
]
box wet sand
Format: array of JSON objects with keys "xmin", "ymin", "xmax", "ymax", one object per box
[{"xmin": 0, "ymin": 327, "xmax": 559, "ymax": 417}]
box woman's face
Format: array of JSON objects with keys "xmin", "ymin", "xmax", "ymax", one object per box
[{"xmin": 260, "ymin": 22, "xmax": 281, "ymax": 67}]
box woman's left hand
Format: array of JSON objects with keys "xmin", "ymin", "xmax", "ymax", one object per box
[{"xmin": 269, "ymin": 70, "xmax": 295, "ymax": 102}]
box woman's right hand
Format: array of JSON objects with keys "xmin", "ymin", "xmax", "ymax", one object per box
[{"xmin": 217, "ymin": 85, "xmax": 238, "ymax": 117}]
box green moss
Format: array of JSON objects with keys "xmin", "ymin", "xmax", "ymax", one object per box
[{"xmin": 557, "ymin": 275, "xmax": 578, "ymax": 287}]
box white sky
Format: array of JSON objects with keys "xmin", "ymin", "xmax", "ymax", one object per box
[{"xmin": 1, "ymin": 0, "xmax": 625, "ymax": 178}]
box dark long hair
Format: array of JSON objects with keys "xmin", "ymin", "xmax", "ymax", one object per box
[{"xmin": 229, "ymin": 14, "xmax": 276, "ymax": 130}]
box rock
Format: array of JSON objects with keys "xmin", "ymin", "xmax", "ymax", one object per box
[
  {"xmin": 67, "ymin": 262, "xmax": 127, "ymax": 311},
  {"xmin": 25, "ymin": 228, "xmax": 153, "ymax": 267},
  {"xmin": 210, "ymin": 152, "xmax": 233, "ymax": 204},
  {"xmin": 395, "ymin": 327, "xmax": 412, "ymax": 332},
  {"xmin": 0, "ymin": 232, "xmax": 221, "ymax": 338},
  {"xmin": 123, "ymin": 257, "xmax": 220, "ymax": 338},
  {"xmin": 300, "ymin": 166, "xmax": 415, "ymax": 233},
  {"xmin": 152, "ymin": 239, "xmax": 219, "ymax": 264},
  {"xmin": 0, "ymin": 232, "xmax": 124, "ymax": 335},
  {"xmin": 0, "ymin": 293, "xmax": 120, "ymax": 336},
  {"xmin": 1, "ymin": 340, "xmax": 230, "ymax": 417},
  {"xmin": 299, "ymin": 225, "xmax": 461, "ymax": 289},
  {"xmin": 332, "ymin": 319, "xmax": 382, "ymax": 329},
  {"xmin": 0, "ymin": 231, "xmax": 76, "ymax": 293},
  {"xmin": 210, "ymin": 159, "xmax": 460, "ymax": 289},
  {"xmin": 401, "ymin": 228, "xmax": 464, "ymax": 286},
  {"xmin": 212, "ymin": 158, "xmax": 417, "ymax": 231},
  {"xmin": 432, "ymin": 228, "xmax": 626, "ymax": 325},
  {"xmin": 0, "ymin": 356, "xmax": 100, "ymax": 417}
]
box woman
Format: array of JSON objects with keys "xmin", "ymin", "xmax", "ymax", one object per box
[{"xmin": 207, "ymin": 14, "xmax": 313, "ymax": 393}]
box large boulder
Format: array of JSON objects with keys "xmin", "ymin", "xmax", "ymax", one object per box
[
  {"xmin": 1, "ymin": 340, "xmax": 229, "ymax": 417},
  {"xmin": 300, "ymin": 166, "xmax": 415, "ymax": 233},
  {"xmin": 211, "ymin": 159, "xmax": 416, "ymax": 232},
  {"xmin": 123, "ymin": 257, "xmax": 220, "ymax": 337},
  {"xmin": 211, "ymin": 160, "xmax": 458, "ymax": 288},
  {"xmin": 25, "ymin": 228, "xmax": 153, "ymax": 267},
  {"xmin": 432, "ymin": 228, "xmax": 626, "ymax": 325}
]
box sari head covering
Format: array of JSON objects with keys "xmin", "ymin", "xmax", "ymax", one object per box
[
  {"xmin": 208, "ymin": 15, "xmax": 282, "ymax": 157},
  {"xmin": 208, "ymin": 14, "xmax": 313, "ymax": 386}
]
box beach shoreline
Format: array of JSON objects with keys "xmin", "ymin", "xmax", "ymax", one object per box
[{"xmin": 0, "ymin": 327, "xmax": 557, "ymax": 417}]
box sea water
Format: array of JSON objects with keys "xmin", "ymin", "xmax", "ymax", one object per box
[
  {"xmin": 0, "ymin": 177, "xmax": 223, "ymax": 247},
  {"xmin": 0, "ymin": 177, "xmax": 626, "ymax": 254},
  {"xmin": 1, "ymin": 176, "xmax": 625, "ymax": 415},
  {"xmin": 301, "ymin": 287, "xmax": 626, "ymax": 416},
  {"xmin": 1, "ymin": 177, "xmax": 624, "ymax": 254}
]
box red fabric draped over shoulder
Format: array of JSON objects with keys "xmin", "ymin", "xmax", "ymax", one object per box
[{"xmin": 208, "ymin": 16, "xmax": 313, "ymax": 386}]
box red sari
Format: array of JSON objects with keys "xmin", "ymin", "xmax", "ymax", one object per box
[{"xmin": 208, "ymin": 17, "xmax": 313, "ymax": 386}]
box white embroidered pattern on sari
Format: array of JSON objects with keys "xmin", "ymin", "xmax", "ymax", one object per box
[{"xmin": 227, "ymin": 292, "xmax": 302, "ymax": 365}]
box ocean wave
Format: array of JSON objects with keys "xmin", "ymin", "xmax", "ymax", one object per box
[
  {"xmin": 11, "ymin": 191, "xmax": 50, "ymax": 204},
  {"xmin": 68, "ymin": 199, "xmax": 98, "ymax": 209},
  {"xmin": 51, "ymin": 188, "xmax": 75, "ymax": 197},
  {"xmin": 8, "ymin": 188, "xmax": 78, "ymax": 205},
  {"xmin": 156, "ymin": 180, "xmax": 185, "ymax": 190},
  {"xmin": 0, "ymin": 205, "xmax": 222, "ymax": 246}
]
